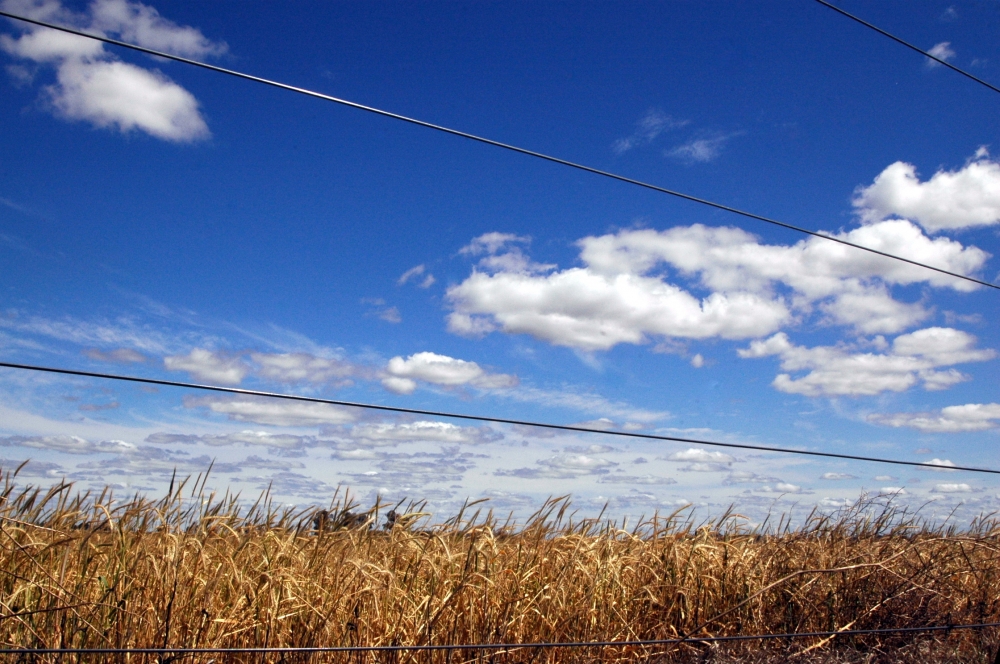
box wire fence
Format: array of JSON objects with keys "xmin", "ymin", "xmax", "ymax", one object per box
[{"xmin": 1, "ymin": 621, "xmax": 998, "ymax": 656}]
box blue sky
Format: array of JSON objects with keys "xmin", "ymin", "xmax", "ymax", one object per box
[{"xmin": 2, "ymin": 0, "xmax": 999, "ymax": 523}]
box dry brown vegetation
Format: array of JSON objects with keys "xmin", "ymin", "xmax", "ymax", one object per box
[{"xmin": 0, "ymin": 466, "xmax": 999, "ymax": 663}]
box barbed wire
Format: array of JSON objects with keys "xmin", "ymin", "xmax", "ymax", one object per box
[{"xmin": 0, "ymin": 621, "xmax": 997, "ymax": 655}]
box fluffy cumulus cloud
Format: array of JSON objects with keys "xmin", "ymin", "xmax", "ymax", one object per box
[
  {"xmin": 447, "ymin": 222, "xmax": 987, "ymax": 351},
  {"xmin": 868, "ymin": 402, "xmax": 1000, "ymax": 433},
  {"xmin": 250, "ymin": 352, "xmax": 355, "ymax": 385},
  {"xmin": 739, "ymin": 328, "xmax": 995, "ymax": 397},
  {"xmin": 164, "ymin": 348, "xmax": 250, "ymax": 384},
  {"xmin": 0, "ymin": 0, "xmax": 223, "ymax": 141},
  {"xmin": 664, "ymin": 448, "xmax": 735, "ymax": 463},
  {"xmin": 381, "ymin": 351, "xmax": 517, "ymax": 394},
  {"xmin": 921, "ymin": 458, "xmax": 957, "ymax": 472},
  {"xmin": 854, "ymin": 149, "xmax": 1000, "ymax": 232},
  {"xmin": 184, "ymin": 395, "xmax": 355, "ymax": 427},
  {"xmin": 661, "ymin": 447, "xmax": 737, "ymax": 472}
]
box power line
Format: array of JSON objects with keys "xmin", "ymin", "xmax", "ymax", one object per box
[
  {"xmin": 0, "ymin": 621, "xmax": 997, "ymax": 655},
  {"xmin": 0, "ymin": 11, "xmax": 996, "ymax": 292},
  {"xmin": 814, "ymin": 0, "xmax": 1000, "ymax": 97},
  {"xmin": 2, "ymin": 361, "xmax": 998, "ymax": 476}
]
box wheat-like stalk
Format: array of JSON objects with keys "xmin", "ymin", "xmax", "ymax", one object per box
[{"xmin": 0, "ymin": 466, "xmax": 997, "ymax": 663}]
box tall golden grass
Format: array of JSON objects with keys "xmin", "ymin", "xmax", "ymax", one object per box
[{"xmin": 0, "ymin": 465, "xmax": 998, "ymax": 663}]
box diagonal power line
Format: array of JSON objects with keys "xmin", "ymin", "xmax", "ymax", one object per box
[
  {"xmin": 2, "ymin": 361, "xmax": 999, "ymax": 476},
  {"xmin": 0, "ymin": 10, "xmax": 997, "ymax": 292},
  {"xmin": 814, "ymin": 0, "xmax": 1000, "ymax": 97}
]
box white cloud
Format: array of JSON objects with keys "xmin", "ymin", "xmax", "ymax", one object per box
[
  {"xmin": 922, "ymin": 458, "xmax": 957, "ymax": 471},
  {"xmin": 381, "ymin": 351, "xmax": 517, "ymax": 393},
  {"xmin": 726, "ymin": 470, "xmax": 781, "ymax": 484},
  {"xmin": 89, "ymin": 0, "xmax": 226, "ymax": 58},
  {"xmin": 1, "ymin": 26, "xmax": 104, "ymax": 61},
  {"xmin": 854, "ymin": 150, "xmax": 1000, "ymax": 231},
  {"xmin": 185, "ymin": 396, "xmax": 355, "ymax": 427},
  {"xmin": 164, "ymin": 348, "xmax": 250, "ymax": 385},
  {"xmin": 759, "ymin": 482, "xmax": 808, "ymax": 494},
  {"xmin": 565, "ymin": 443, "xmax": 616, "ymax": 453},
  {"xmin": 597, "ymin": 474, "xmax": 676, "ymax": 485},
  {"xmin": 361, "ymin": 298, "xmax": 402, "ymax": 324},
  {"xmin": 819, "ymin": 288, "xmax": 929, "ymax": 335},
  {"xmin": 379, "ymin": 307, "xmax": 401, "ymax": 323},
  {"xmin": 497, "ymin": 452, "xmax": 617, "ymax": 479},
  {"xmin": 664, "ymin": 448, "xmax": 735, "ymax": 463},
  {"xmin": 667, "ymin": 131, "xmax": 742, "ymax": 163},
  {"xmin": 0, "ymin": 434, "xmax": 134, "ymax": 454},
  {"xmin": 147, "ymin": 430, "xmax": 308, "ymax": 449},
  {"xmin": 867, "ymin": 402, "xmax": 1000, "ymax": 433},
  {"xmin": 613, "ymin": 109, "xmax": 688, "ymax": 155},
  {"xmin": 331, "ymin": 448, "xmax": 381, "ymax": 460},
  {"xmin": 381, "ymin": 376, "xmax": 417, "ymax": 395},
  {"xmin": 0, "ymin": 312, "xmax": 186, "ymax": 354},
  {"xmin": 459, "ymin": 232, "xmax": 530, "ymax": 256},
  {"xmin": 500, "ymin": 386, "xmax": 669, "ymax": 423},
  {"xmin": 331, "ymin": 421, "xmax": 499, "ymax": 448},
  {"xmin": 0, "ymin": 0, "xmax": 221, "ymax": 141},
  {"xmin": 679, "ymin": 462, "xmax": 732, "ymax": 472},
  {"xmin": 47, "ymin": 59, "xmax": 208, "ymax": 140},
  {"xmin": 926, "ymin": 41, "xmax": 955, "ymax": 67},
  {"xmin": 821, "ymin": 472, "xmax": 857, "ymax": 480},
  {"xmin": 933, "ymin": 483, "xmax": 973, "ymax": 493},
  {"xmin": 739, "ymin": 328, "xmax": 994, "ymax": 397},
  {"xmin": 448, "ymin": 220, "xmax": 987, "ymax": 351},
  {"xmin": 250, "ymin": 352, "xmax": 354, "ymax": 385},
  {"xmin": 83, "ymin": 347, "xmax": 146, "ymax": 363},
  {"xmin": 539, "ymin": 453, "xmax": 616, "ymax": 472},
  {"xmin": 449, "ymin": 265, "xmax": 789, "ymax": 351},
  {"xmin": 397, "ymin": 264, "xmax": 434, "ymax": 288}
]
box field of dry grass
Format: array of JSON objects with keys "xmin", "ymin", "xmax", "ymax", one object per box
[{"xmin": 0, "ymin": 466, "xmax": 998, "ymax": 663}]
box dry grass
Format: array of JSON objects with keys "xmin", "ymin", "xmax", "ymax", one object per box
[{"xmin": 0, "ymin": 466, "xmax": 998, "ymax": 663}]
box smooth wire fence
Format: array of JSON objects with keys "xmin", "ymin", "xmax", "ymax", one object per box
[{"xmin": 0, "ymin": 622, "xmax": 999, "ymax": 656}]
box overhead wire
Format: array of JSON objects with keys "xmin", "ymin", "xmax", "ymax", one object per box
[
  {"xmin": 0, "ymin": 11, "xmax": 996, "ymax": 292},
  {"xmin": 2, "ymin": 361, "xmax": 998, "ymax": 476},
  {"xmin": 0, "ymin": 620, "xmax": 997, "ymax": 655},
  {"xmin": 1, "ymin": 14, "xmax": 998, "ymax": 655},
  {"xmin": 814, "ymin": 0, "xmax": 1000, "ymax": 97}
]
